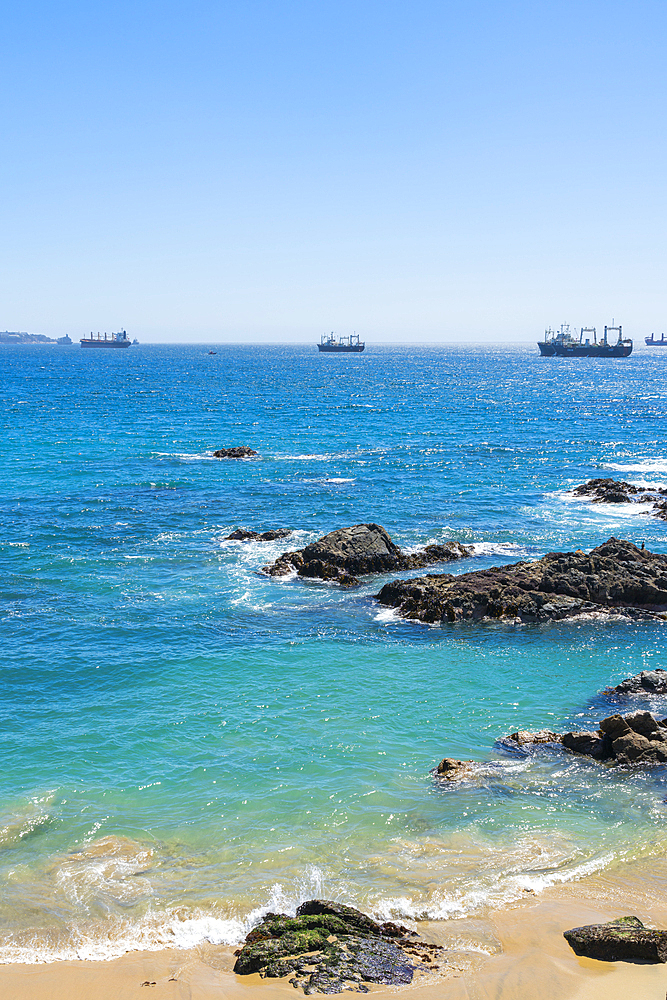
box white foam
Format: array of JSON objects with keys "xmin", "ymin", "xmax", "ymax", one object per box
[
  {"xmin": 374, "ymin": 606, "xmax": 403, "ymax": 623},
  {"xmin": 325, "ymin": 477, "xmax": 355, "ymax": 484},
  {"xmin": 511, "ymin": 853, "xmax": 615, "ymax": 893},
  {"xmin": 470, "ymin": 542, "xmax": 532, "ymax": 558},
  {"xmin": 155, "ymin": 451, "xmax": 217, "ymax": 462},
  {"xmin": 373, "ymin": 851, "xmax": 616, "ymax": 924},
  {"xmin": 605, "ymin": 458, "xmax": 667, "ymax": 475}
]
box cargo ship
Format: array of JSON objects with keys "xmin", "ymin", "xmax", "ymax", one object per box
[
  {"xmin": 318, "ymin": 333, "xmax": 365, "ymax": 353},
  {"xmin": 538, "ymin": 324, "xmax": 632, "ymax": 358},
  {"xmin": 645, "ymin": 333, "xmax": 667, "ymax": 346},
  {"xmin": 80, "ymin": 330, "xmax": 131, "ymax": 349}
]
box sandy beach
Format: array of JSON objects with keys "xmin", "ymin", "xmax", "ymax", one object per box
[{"xmin": 3, "ymin": 875, "xmax": 667, "ymax": 1000}]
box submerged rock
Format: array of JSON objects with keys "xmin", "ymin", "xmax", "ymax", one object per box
[
  {"xmin": 375, "ymin": 537, "xmax": 667, "ymax": 623},
  {"xmin": 607, "ymin": 668, "xmax": 667, "ymax": 696},
  {"xmin": 213, "ymin": 446, "xmax": 258, "ymax": 458},
  {"xmin": 572, "ymin": 477, "xmax": 667, "ymax": 519},
  {"xmin": 226, "ymin": 528, "xmax": 292, "ymax": 541},
  {"xmin": 564, "ymin": 916, "xmax": 667, "ymax": 963},
  {"xmin": 262, "ymin": 524, "xmax": 472, "ymax": 585},
  {"xmin": 232, "ymin": 899, "xmax": 436, "ymax": 994}
]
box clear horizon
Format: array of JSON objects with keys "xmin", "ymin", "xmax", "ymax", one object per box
[{"xmin": 1, "ymin": 1, "xmax": 665, "ymax": 343}]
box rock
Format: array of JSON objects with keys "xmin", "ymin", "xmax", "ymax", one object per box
[
  {"xmin": 561, "ymin": 731, "xmax": 610, "ymax": 760},
  {"xmin": 598, "ymin": 714, "xmax": 632, "ymax": 741},
  {"xmin": 622, "ymin": 710, "xmax": 665, "ymax": 740},
  {"xmin": 262, "ymin": 524, "xmax": 472, "ymax": 585},
  {"xmin": 573, "ymin": 478, "xmax": 642, "ymax": 503},
  {"xmin": 213, "ymin": 446, "xmax": 258, "ymax": 458},
  {"xmin": 375, "ymin": 537, "xmax": 667, "ymax": 623},
  {"xmin": 609, "ymin": 668, "xmax": 667, "ymax": 696},
  {"xmin": 226, "ymin": 528, "xmax": 292, "ymax": 541},
  {"xmin": 564, "ymin": 916, "xmax": 667, "ymax": 963},
  {"xmin": 572, "ymin": 478, "xmax": 667, "ymax": 519},
  {"xmin": 499, "ymin": 710, "xmax": 667, "ymax": 767},
  {"xmin": 434, "ymin": 758, "xmax": 478, "ymax": 781},
  {"xmin": 613, "ymin": 732, "xmax": 667, "ymax": 765},
  {"xmin": 506, "ymin": 730, "xmax": 563, "ymax": 746},
  {"xmin": 233, "ymin": 899, "xmax": 439, "ymax": 993}
]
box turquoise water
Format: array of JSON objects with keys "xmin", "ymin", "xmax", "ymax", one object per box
[{"xmin": 1, "ymin": 343, "xmax": 667, "ymax": 961}]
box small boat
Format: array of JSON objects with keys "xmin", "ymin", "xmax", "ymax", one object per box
[
  {"xmin": 645, "ymin": 333, "xmax": 667, "ymax": 346},
  {"xmin": 80, "ymin": 330, "xmax": 132, "ymax": 349},
  {"xmin": 208, "ymin": 350, "xmax": 217, "ymax": 355},
  {"xmin": 318, "ymin": 333, "xmax": 365, "ymax": 353},
  {"xmin": 538, "ymin": 323, "xmax": 632, "ymax": 358}
]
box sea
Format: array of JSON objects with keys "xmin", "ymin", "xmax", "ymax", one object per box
[{"xmin": 1, "ymin": 342, "xmax": 666, "ymax": 964}]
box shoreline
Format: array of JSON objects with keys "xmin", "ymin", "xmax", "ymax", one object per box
[{"xmin": 3, "ymin": 871, "xmax": 667, "ymax": 1000}]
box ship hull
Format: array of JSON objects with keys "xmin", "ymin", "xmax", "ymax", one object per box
[
  {"xmin": 645, "ymin": 339, "xmax": 667, "ymax": 346},
  {"xmin": 318, "ymin": 344, "xmax": 365, "ymax": 352},
  {"xmin": 538, "ymin": 342, "xmax": 632, "ymax": 358},
  {"xmin": 80, "ymin": 340, "xmax": 131, "ymax": 349}
]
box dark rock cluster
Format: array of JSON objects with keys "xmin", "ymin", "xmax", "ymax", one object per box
[
  {"xmin": 262, "ymin": 524, "xmax": 472, "ymax": 586},
  {"xmin": 505, "ymin": 710, "xmax": 667, "ymax": 765},
  {"xmin": 232, "ymin": 899, "xmax": 442, "ymax": 994},
  {"xmin": 573, "ymin": 477, "xmax": 667, "ymax": 520},
  {"xmin": 607, "ymin": 667, "xmax": 667, "ymax": 696},
  {"xmin": 375, "ymin": 538, "xmax": 667, "ymax": 622},
  {"xmin": 213, "ymin": 446, "xmax": 258, "ymax": 458},
  {"xmin": 226, "ymin": 528, "xmax": 292, "ymax": 542},
  {"xmin": 564, "ymin": 916, "xmax": 667, "ymax": 963}
]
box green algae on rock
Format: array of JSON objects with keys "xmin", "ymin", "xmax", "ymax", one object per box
[
  {"xmin": 564, "ymin": 916, "xmax": 667, "ymax": 963},
  {"xmin": 232, "ymin": 899, "xmax": 439, "ymax": 993}
]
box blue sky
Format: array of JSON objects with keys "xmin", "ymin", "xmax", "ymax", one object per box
[{"xmin": 1, "ymin": 1, "xmax": 665, "ymax": 342}]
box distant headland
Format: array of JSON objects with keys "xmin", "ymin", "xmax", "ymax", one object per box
[{"xmin": 0, "ymin": 330, "xmax": 55, "ymax": 344}]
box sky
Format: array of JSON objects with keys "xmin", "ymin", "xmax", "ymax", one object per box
[{"xmin": 0, "ymin": 0, "xmax": 665, "ymax": 343}]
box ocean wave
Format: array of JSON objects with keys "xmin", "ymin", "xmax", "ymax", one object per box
[
  {"xmin": 372, "ymin": 849, "xmax": 617, "ymax": 923},
  {"xmin": 55, "ymin": 836, "xmax": 156, "ymax": 910},
  {"xmin": 604, "ymin": 458, "xmax": 667, "ymax": 476},
  {"xmin": 470, "ymin": 541, "xmax": 532, "ymax": 558},
  {"xmin": 374, "ymin": 606, "xmax": 403, "ymax": 623},
  {"xmin": 554, "ymin": 489, "xmax": 659, "ymax": 518},
  {"xmin": 0, "ymin": 866, "xmax": 332, "ymax": 964},
  {"xmin": 0, "ymin": 794, "xmax": 55, "ymax": 848},
  {"xmin": 154, "ymin": 451, "xmax": 218, "ymax": 462},
  {"xmin": 0, "ymin": 909, "xmax": 247, "ymax": 964}
]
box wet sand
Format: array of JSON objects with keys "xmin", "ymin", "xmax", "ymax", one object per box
[{"xmin": 2, "ymin": 877, "xmax": 667, "ymax": 1000}]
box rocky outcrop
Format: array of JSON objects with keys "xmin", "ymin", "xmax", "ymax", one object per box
[
  {"xmin": 573, "ymin": 478, "xmax": 667, "ymax": 520},
  {"xmin": 213, "ymin": 446, "xmax": 258, "ymax": 458},
  {"xmin": 607, "ymin": 668, "xmax": 667, "ymax": 696},
  {"xmin": 564, "ymin": 916, "xmax": 667, "ymax": 963},
  {"xmin": 262, "ymin": 524, "xmax": 472, "ymax": 586},
  {"xmin": 232, "ymin": 899, "xmax": 441, "ymax": 993},
  {"xmin": 502, "ymin": 710, "xmax": 667, "ymax": 766},
  {"xmin": 226, "ymin": 528, "xmax": 292, "ymax": 541},
  {"xmin": 573, "ymin": 478, "xmax": 643, "ymax": 503},
  {"xmin": 375, "ymin": 538, "xmax": 667, "ymax": 623}
]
